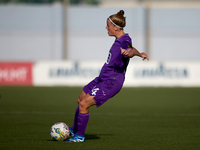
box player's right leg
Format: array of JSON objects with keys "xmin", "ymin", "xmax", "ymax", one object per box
[
  {"xmin": 67, "ymin": 78, "xmax": 100, "ymax": 142},
  {"xmin": 66, "ymin": 94, "xmax": 96, "ymax": 142}
]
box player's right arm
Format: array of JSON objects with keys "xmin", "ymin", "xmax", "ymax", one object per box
[
  {"xmin": 120, "ymin": 47, "xmax": 135, "ymax": 58},
  {"xmin": 120, "ymin": 41, "xmax": 135, "ymax": 58},
  {"xmin": 121, "ymin": 47, "xmax": 149, "ymax": 61}
]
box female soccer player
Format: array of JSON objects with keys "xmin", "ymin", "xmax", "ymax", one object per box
[{"xmin": 66, "ymin": 10, "xmax": 149, "ymax": 142}]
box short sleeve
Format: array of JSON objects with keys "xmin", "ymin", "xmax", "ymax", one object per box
[{"xmin": 121, "ymin": 40, "xmax": 132, "ymax": 50}]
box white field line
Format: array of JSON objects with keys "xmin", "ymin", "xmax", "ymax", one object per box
[
  {"xmin": 0, "ymin": 111, "xmax": 200, "ymax": 116},
  {"xmin": 0, "ymin": 111, "xmax": 66, "ymax": 115}
]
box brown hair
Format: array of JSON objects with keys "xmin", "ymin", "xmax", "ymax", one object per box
[{"xmin": 109, "ymin": 10, "xmax": 126, "ymax": 29}]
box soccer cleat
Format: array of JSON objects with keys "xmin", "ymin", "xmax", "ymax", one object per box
[
  {"xmin": 65, "ymin": 134, "xmax": 85, "ymax": 142},
  {"xmin": 69, "ymin": 127, "xmax": 75, "ymax": 137}
]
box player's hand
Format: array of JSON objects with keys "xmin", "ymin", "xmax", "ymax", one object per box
[
  {"xmin": 140, "ymin": 52, "xmax": 149, "ymax": 61},
  {"xmin": 121, "ymin": 47, "xmax": 134, "ymax": 58},
  {"xmin": 120, "ymin": 47, "xmax": 129, "ymax": 56}
]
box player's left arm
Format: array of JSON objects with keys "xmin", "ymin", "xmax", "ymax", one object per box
[{"xmin": 132, "ymin": 46, "xmax": 149, "ymax": 61}]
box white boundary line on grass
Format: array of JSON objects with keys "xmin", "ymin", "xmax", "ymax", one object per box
[
  {"xmin": 0, "ymin": 111, "xmax": 66, "ymax": 115},
  {"xmin": 0, "ymin": 111, "xmax": 200, "ymax": 116}
]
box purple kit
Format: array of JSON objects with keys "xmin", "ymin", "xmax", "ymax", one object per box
[{"xmin": 83, "ymin": 34, "xmax": 132, "ymax": 107}]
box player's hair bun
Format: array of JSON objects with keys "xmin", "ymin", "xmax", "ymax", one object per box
[
  {"xmin": 117, "ymin": 10, "xmax": 125, "ymax": 16},
  {"xmin": 109, "ymin": 10, "xmax": 126, "ymax": 29}
]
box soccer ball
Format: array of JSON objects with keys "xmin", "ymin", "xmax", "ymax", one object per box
[{"xmin": 50, "ymin": 122, "xmax": 70, "ymax": 141}]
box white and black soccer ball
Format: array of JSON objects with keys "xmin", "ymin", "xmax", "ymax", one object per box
[{"xmin": 50, "ymin": 122, "xmax": 70, "ymax": 141}]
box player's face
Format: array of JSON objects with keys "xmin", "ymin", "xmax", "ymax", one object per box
[{"xmin": 106, "ymin": 19, "xmax": 116, "ymax": 36}]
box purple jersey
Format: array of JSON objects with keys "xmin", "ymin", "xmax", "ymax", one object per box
[
  {"xmin": 99, "ymin": 34, "xmax": 132, "ymax": 83},
  {"xmin": 83, "ymin": 34, "xmax": 132, "ymax": 107}
]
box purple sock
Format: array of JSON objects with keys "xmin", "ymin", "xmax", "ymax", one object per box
[
  {"xmin": 71, "ymin": 107, "xmax": 79, "ymax": 133},
  {"xmin": 77, "ymin": 113, "xmax": 89, "ymax": 136}
]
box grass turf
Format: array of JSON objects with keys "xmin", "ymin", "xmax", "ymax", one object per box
[{"xmin": 0, "ymin": 86, "xmax": 200, "ymax": 150}]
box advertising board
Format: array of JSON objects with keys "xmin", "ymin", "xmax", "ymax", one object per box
[
  {"xmin": 0, "ymin": 62, "xmax": 33, "ymax": 85},
  {"xmin": 33, "ymin": 61, "xmax": 200, "ymax": 87}
]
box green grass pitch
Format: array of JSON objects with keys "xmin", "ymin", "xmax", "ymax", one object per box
[{"xmin": 0, "ymin": 86, "xmax": 200, "ymax": 150}]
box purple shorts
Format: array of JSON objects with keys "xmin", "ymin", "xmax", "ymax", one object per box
[{"xmin": 83, "ymin": 77, "xmax": 123, "ymax": 107}]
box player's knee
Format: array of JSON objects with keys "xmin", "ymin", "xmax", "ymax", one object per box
[
  {"xmin": 78, "ymin": 100, "xmax": 87, "ymax": 111},
  {"xmin": 77, "ymin": 97, "xmax": 81, "ymax": 104}
]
